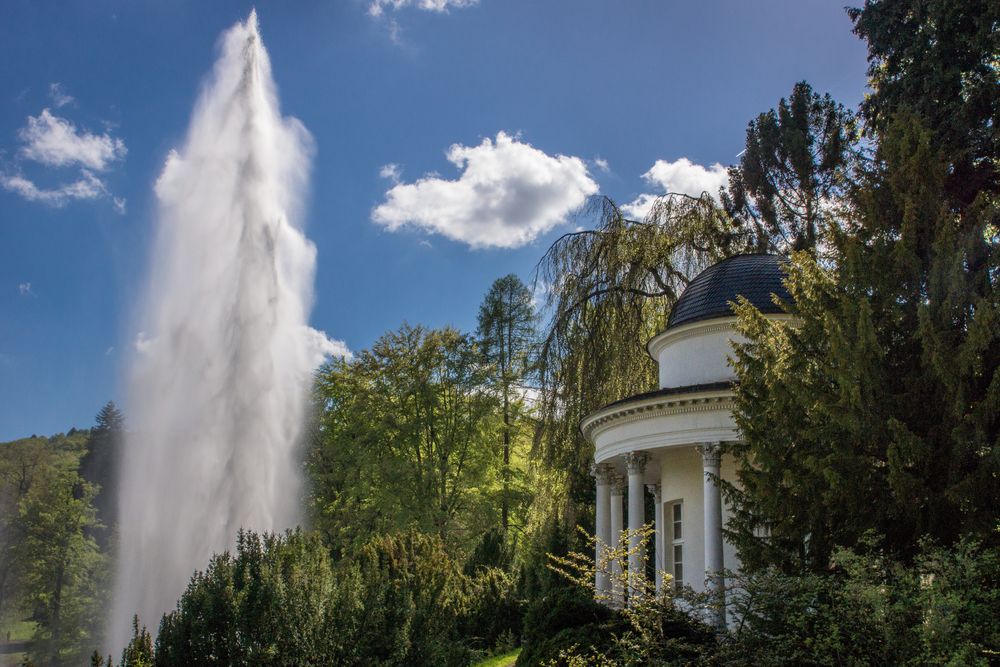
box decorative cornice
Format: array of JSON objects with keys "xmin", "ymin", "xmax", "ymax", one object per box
[
  {"xmin": 624, "ymin": 451, "xmax": 649, "ymax": 474},
  {"xmin": 582, "ymin": 389, "xmax": 735, "ymax": 441}
]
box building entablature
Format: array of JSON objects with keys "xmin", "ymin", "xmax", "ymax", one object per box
[{"xmin": 583, "ymin": 383, "xmax": 737, "ymax": 466}]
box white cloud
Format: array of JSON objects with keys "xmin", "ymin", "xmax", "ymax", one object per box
[
  {"xmin": 593, "ymin": 157, "xmax": 610, "ymax": 173},
  {"xmin": 2, "ymin": 105, "xmax": 126, "ymax": 209},
  {"xmin": 18, "ymin": 282, "xmax": 33, "ymax": 296},
  {"xmin": 387, "ymin": 17, "xmax": 404, "ymax": 45},
  {"xmin": 368, "ymin": 0, "xmax": 477, "ymax": 17},
  {"xmin": 48, "ymin": 83, "xmax": 74, "ymax": 109},
  {"xmin": 19, "ymin": 109, "xmax": 126, "ymax": 171},
  {"xmin": 621, "ymin": 158, "xmax": 729, "ymax": 220},
  {"xmin": 379, "ymin": 163, "xmax": 402, "ymax": 183},
  {"xmin": 105, "ymin": 346, "xmax": 115, "ymax": 356},
  {"xmin": 372, "ymin": 131, "xmax": 599, "ymax": 249},
  {"xmin": 0, "ymin": 169, "xmax": 105, "ymax": 206}
]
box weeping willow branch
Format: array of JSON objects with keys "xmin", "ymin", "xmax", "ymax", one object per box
[{"xmin": 531, "ymin": 195, "xmax": 758, "ymax": 474}]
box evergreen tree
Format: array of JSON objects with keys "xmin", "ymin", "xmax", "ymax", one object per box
[
  {"xmin": 723, "ymin": 81, "xmax": 859, "ymax": 251},
  {"xmin": 79, "ymin": 401, "xmax": 125, "ymax": 545},
  {"xmin": 728, "ymin": 114, "xmax": 1000, "ymax": 570},
  {"xmin": 476, "ymin": 274, "xmax": 537, "ymax": 533},
  {"xmin": 849, "ymin": 0, "xmax": 1000, "ymax": 207}
]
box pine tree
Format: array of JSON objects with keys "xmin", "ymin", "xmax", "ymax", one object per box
[
  {"xmin": 79, "ymin": 401, "xmax": 125, "ymax": 545},
  {"xmin": 723, "ymin": 81, "xmax": 859, "ymax": 252},
  {"xmin": 477, "ymin": 275, "xmax": 537, "ymax": 533}
]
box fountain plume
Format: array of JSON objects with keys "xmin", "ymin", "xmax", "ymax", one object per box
[{"xmin": 110, "ymin": 11, "xmax": 332, "ymax": 649}]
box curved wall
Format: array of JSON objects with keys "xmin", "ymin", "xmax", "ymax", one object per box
[{"xmin": 647, "ymin": 315, "xmax": 794, "ymax": 389}]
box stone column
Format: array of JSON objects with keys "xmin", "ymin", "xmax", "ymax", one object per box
[
  {"xmin": 698, "ymin": 443, "xmax": 726, "ymax": 628},
  {"xmin": 625, "ymin": 451, "xmax": 649, "ymax": 604},
  {"xmin": 591, "ymin": 463, "xmax": 615, "ymax": 601},
  {"xmin": 609, "ymin": 474, "xmax": 626, "ymax": 607},
  {"xmin": 647, "ymin": 483, "xmax": 663, "ymax": 594}
]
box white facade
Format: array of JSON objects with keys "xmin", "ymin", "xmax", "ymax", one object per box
[{"xmin": 583, "ymin": 312, "xmax": 793, "ymax": 623}]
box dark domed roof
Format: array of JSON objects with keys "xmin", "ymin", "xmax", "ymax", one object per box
[{"xmin": 666, "ymin": 254, "xmax": 792, "ymax": 329}]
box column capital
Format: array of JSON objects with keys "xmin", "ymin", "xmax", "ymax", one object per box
[
  {"xmin": 611, "ymin": 474, "xmax": 628, "ymax": 496},
  {"xmin": 591, "ymin": 462, "xmax": 617, "ymax": 484},
  {"xmin": 696, "ymin": 442, "xmax": 723, "ymax": 467},
  {"xmin": 646, "ymin": 483, "xmax": 661, "ymax": 503},
  {"xmin": 624, "ymin": 451, "xmax": 649, "ymax": 474}
]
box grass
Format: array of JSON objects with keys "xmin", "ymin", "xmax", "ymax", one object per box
[
  {"xmin": 0, "ymin": 619, "xmax": 34, "ymax": 667},
  {"xmin": 473, "ymin": 647, "xmax": 521, "ymax": 667},
  {"xmin": 0, "ymin": 619, "xmax": 34, "ymax": 643}
]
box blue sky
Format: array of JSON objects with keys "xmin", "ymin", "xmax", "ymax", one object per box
[{"xmin": 0, "ymin": 0, "xmax": 869, "ymax": 439}]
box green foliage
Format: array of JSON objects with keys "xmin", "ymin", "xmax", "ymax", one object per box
[
  {"xmin": 461, "ymin": 567, "xmax": 522, "ymax": 652},
  {"xmin": 0, "ymin": 429, "xmax": 106, "ymax": 666},
  {"xmin": 849, "ymin": 0, "xmax": 1000, "ymax": 206},
  {"xmin": 20, "ymin": 471, "xmax": 106, "ymax": 666},
  {"xmin": 153, "ymin": 529, "xmax": 361, "ymax": 666},
  {"xmin": 309, "ymin": 324, "xmax": 502, "ymax": 555},
  {"xmin": 465, "ymin": 527, "xmax": 515, "ymax": 575},
  {"xmin": 118, "ymin": 617, "xmax": 153, "ymax": 667},
  {"xmin": 477, "ymin": 274, "xmax": 538, "ymax": 534},
  {"xmin": 728, "ymin": 113, "xmax": 1000, "ymax": 569},
  {"xmin": 517, "ymin": 513, "xmax": 578, "ymax": 599},
  {"xmin": 537, "ymin": 526, "xmax": 716, "ymax": 667},
  {"xmin": 533, "ymin": 196, "xmax": 752, "ymax": 505},
  {"xmin": 127, "ymin": 529, "xmax": 514, "ymax": 666},
  {"xmin": 723, "ymin": 81, "xmax": 859, "ymax": 251},
  {"xmin": 79, "ymin": 401, "xmax": 125, "ymax": 546},
  {"xmin": 516, "ymin": 586, "xmax": 618, "ymax": 667},
  {"xmin": 719, "ymin": 538, "xmax": 1000, "ymax": 666},
  {"xmin": 353, "ymin": 531, "xmax": 471, "ymax": 666}
]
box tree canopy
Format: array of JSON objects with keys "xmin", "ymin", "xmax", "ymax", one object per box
[
  {"xmin": 309, "ymin": 324, "xmax": 503, "ymax": 555},
  {"xmin": 723, "ymin": 81, "xmax": 859, "ymax": 252}
]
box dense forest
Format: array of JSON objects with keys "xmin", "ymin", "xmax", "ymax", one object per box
[{"xmin": 2, "ymin": 0, "xmax": 999, "ymax": 664}]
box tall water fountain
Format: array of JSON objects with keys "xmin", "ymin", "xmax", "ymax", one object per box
[{"xmin": 111, "ymin": 11, "xmax": 335, "ymax": 649}]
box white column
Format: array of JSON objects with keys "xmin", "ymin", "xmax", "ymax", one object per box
[
  {"xmin": 592, "ymin": 463, "xmax": 614, "ymax": 602},
  {"xmin": 625, "ymin": 451, "xmax": 648, "ymax": 604},
  {"xmin": 698, "ymin": 443, "xmax": 726, "ymax": 628},
  {"xmin": 609, "ymin": 474, "xmax": 625, "ymax": 607},
  {"xmin": 647, "ymin": 483, "xmax": 663, "ymax": 595}
]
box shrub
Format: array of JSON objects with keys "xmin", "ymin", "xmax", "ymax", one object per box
[
  {"xmin": 720, "ymin": 537, "xmax": 1000, "ymax": 666},
  {"xmin": 352, "ymin": 530, "xmax": 471, "ymax": 667},
  {"xmin": 461, "ymin": 566, "xmax": 523, "ymax": 652},
  {"xmin": 153, "ymin": 529, "xmax": 363, "ymax": 666},
  {"xmin": 517, "ymin": 586, "xmax": 616, "ymax": 666}
]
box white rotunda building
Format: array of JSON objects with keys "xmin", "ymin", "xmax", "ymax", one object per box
[{"xmin": 583, "ymin": 254, "xmax": 793, "ymax": 621}]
